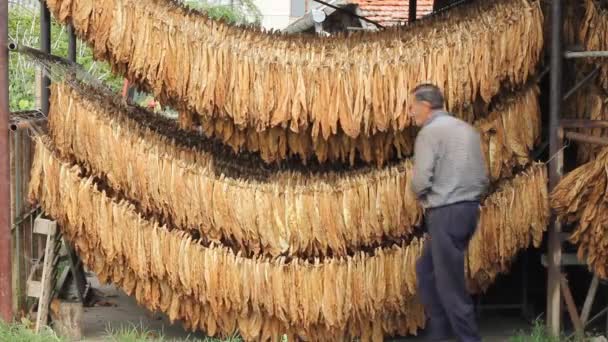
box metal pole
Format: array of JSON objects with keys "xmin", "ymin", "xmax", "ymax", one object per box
[
  {"xmin": 547, "ymin": 0, "xmax": 564, "ymax": 336},
  {"xmin": 40, "ymin": 1, "xmax": 51, "ymax": 115},
  {"xmin": 0, "ymin": 0, "xmax": 13, "ymax": 322},
  {"xmin": 408, "ymin": 0, "xmax": 417, "ymax": 23},
  {"xmin": 67, "ymin": 25, "xmax": 76, "ymax": 63}
]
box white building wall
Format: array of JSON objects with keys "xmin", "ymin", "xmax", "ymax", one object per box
[
  {"xmin": 184, "ymin": 0, "xmax": 298, "ymax": 31},
  {"xmin": 252, "ymin": 0, "xmax": 292, "ymax": 31}
]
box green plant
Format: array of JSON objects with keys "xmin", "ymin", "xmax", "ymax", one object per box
[
  {"xmin": 8, "ymin": 6, "xmax": 123, "ymax": 112},
  {"xmin": 105, "ymin": 322, "xmax": 244, "ymax": 341},
  {"xmin": 0, "ymin": 320, "xmax": 64, "ymax": 342},
  {"xmin": 105, "ymin": 323, "xmax": 164, "ymax": 342},
  {"xmin": 510, "ymin": 320, "xmax": 595, "ymax": 342}
]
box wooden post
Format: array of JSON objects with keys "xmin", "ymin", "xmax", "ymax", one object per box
[
  {"xmin": 34, "ymin": 219, "xmax": 57, "ymax": 332},
  {"xmin": 49, "ymin": 299, "xmax": 83, "ymax": 340},
  {"xmin": 547, "ymin": 0, "xmax": 564, "ymax": 335},
  {"xmin": 547, "ymin": 147, "xmax": 564, "ymax": 336},
  {"xmin": 581, "ymin": 275, "xmax": 599, "ymax": 325},
  {"xmin": 0, "ymin": 0, "xmax": 13, "ymax": 322},
  {"xmin": 560, "ymin": 275, "xmax": 583, "ymax": 336},
  {"xmin": 408, "ymin": 0, "xmax": 417, "ymax": 23}
]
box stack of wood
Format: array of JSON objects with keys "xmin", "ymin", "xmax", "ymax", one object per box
[{"xmin": 45, "ymin": 0, "xmax": 543, "ymax": 165}]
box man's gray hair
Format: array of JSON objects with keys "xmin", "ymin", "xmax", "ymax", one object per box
[{"xmin": 411, "ymin": 84, "xmax": 445, "ymax": 110}]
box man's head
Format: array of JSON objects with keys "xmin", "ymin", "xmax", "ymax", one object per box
[{"xmin": 408, "ymin": 84, "xmax": 445, "ymax": 127}]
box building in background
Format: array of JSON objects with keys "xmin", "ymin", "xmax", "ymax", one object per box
[
  {"xmin": 12, "ymin": 0, "xmax": 435, "ymax": 32},
  {"xmin": 284, "ymin": 0, "xmax": 435, "ymax": 34},
  {"xmin": 184, "ymin": 0, "xmax": 305, "ymax": 31}
]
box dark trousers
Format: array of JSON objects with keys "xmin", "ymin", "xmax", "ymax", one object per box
[{"xmin": 416, "ymin": 201, "xmax": 481, "ymax": 342}]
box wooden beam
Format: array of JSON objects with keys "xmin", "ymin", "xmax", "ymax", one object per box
[
  {"xmin": 0, "ymin": 0, "xmax": 13, "ymax": 322},
  {"xmin": 408, "ymin": 0, "xmax": 417, "ymax": 23},
  {"xmin": 33, "ymin": 218, "xmax": 56, "ymax": 235},
  {"xmin": 541, "ymin": 253, "xmax": 584, "ymax": 267},
  {"xmin": 35, "ymin": 221, "xmax": 57, "ymax": 333},
  {"xmin": 547, "ymin": 0, "xmax": 564, "ymax": 335},
  {"xmin": 561, "ymin": 119, "xmax": 608, "ymax": 129},
  {"xmin": 560, "ymin": 274, "xmax": 584, "ymax": 336},
  {"xmin": 565, "ymin": 51, "xmax": 608, "ymax": 58},
  {"xmin": 26, "ymin": 280, "xmax": 41, "ymax": 298},
  {"xmin": 564, "ymin": 131, "xmax": 608, "ymax": 146},
  {"xmin": 581, "ymin": 275, "xmax": 599, "ymax": 325}
]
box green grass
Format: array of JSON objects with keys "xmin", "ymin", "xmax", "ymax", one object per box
[
  {"xmin": 0, "ymin": 320, "xmax": 64, "ymax": 342},
  {"xmin": 105, "ymin": 323, "xmax": 242, "ymax": 342},
  {"xmin": 2, "ymin": 319, "xmax": 597, "ymax": 342},
  {"xmin": 0, "ymin": 320, "xmax": 244, "ymax": 342},
  {"xmin": 510, "ymin": 320, "xmax": 595, "ymax": 342}
]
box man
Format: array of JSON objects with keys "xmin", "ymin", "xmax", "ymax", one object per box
[{"xmin": 409, "ymin": 84, "xmax": 489, "ymax": 342}]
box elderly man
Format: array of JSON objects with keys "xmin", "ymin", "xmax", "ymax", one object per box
[{"xmin": 409, "ymin": 84, "xmax": 489, "ymax": 342}]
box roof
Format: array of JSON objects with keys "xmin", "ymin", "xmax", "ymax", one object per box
[
  {"xmin": 283, "ymin": 0, "xmax": 435, "ymax": 33},
  {"xmin": 350, "ymin": 0, "xmax": 434, "ymax": 26}
]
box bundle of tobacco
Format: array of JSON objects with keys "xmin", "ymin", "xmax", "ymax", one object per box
[
  {"xmin": 468, "ymin": 164, "xmax": 549, "ymax": 292},
  {"xmin": 45, "ymin": 0, "xmax": 543, "ymax": 145},
  {"xmin": 565, "ymin": 84, "xmax": 608, "ymax": 164},
  {"xmin": 48, "ymin": 81, "xmax": 541, "ymax": 257},
  {"xmin": 30, "ymin": 139, "xmax": 548, "ymax": 340},
  {"xmin": 29, "ymin": 138, "xmax": 427, "ymax": 341},
  {"xmin": 551, "ymin": 148, "xmax": 608, "ymax": 278},
  {"xmin": 581, "ymin": 0, "xmax": 608, "ymax": 91},
  {"xmin": 182, "ymin": 85, "xmax": 541, "ymax": 166},
  {"xmin": 49, "ymin": 83, "xmax": 423, "ymax": 258},
  {"xmin": 476, "ymin": 86, "xmax": 541, "ymax": 181},
  {"xmin": 189, "ymin": 116, "xmax": 418, "ymax": 165}
]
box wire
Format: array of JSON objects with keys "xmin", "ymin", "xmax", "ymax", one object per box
[{"xmin": 544, "ymin": 141, "xmax": 571, "ymax": 166}]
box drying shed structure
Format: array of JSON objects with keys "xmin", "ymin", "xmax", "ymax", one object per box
[{"xmin": 1, "ymin": 0, "xmax": 608, "ymax": 339}]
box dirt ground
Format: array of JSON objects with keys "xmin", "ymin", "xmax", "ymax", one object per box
[{"xmin": 79, "ymin": 276, "xmax": 530, "ymax": 342}]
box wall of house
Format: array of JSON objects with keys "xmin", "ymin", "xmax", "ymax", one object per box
[
  {"xmin": 185, "ymin": 0, "xmax": 302, "ymax": 31},
  {"xmin": 253, "ymin": 0, "xmax": 293, "ymax": 30}
]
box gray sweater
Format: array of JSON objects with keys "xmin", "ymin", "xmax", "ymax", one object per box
[{"xmin": 411, "ymin": 111, "xmax": 489, "ymax": 209}]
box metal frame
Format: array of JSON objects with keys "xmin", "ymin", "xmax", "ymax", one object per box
[{"xmin": 547, "ymin": 0, "xmax": 608, "ymax": 336}]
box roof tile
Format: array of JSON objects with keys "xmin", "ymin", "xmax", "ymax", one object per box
[{"xmin": 348, "ymin": 0, "xmax": 434, "ymax": 25}]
